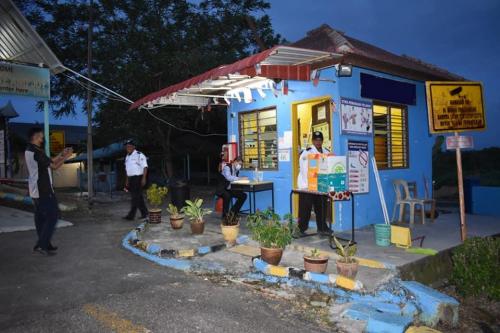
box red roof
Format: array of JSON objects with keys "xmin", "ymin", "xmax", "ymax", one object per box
[
  {"xmin": 130, "ymin": 47, "xmax": 278, "ymax": 110},
  {"xmin": 292, "ymin": 24, "xmax": 464, "ymax": 81}
]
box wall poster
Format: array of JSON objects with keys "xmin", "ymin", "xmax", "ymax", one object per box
[
  {"xmin": 340, "ymin": 97, "xmax": 373, "ymax": 136},
  {"xmin": 348, "ymin": 140, "xmax": 369, "ymax": 194}
]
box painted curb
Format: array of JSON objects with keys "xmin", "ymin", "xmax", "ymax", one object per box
[
  {"xmin": 129, "ymin": 223, "xmax": 249, "ymax": 258},
  {"xmin": 122, "ymin": 223, "xmax": 249, "ymax": 272},
  {"xmin": 0, "ymin": 191, "xmax": 32, "ymax": 205},
  {"xmin": 402, "ymin": 281, "xmax": 459, "ymax": 327},
  {"xmin": 252, "ymin": 257, "xmax": 364, "ymax": 291}
]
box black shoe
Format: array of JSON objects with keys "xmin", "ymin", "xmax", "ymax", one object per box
[
  {"xmin": 319, "ymin": 230, "xmax": 332, "ymax": 237},
  {"xmin": 139, "ymin": 215, "xmax": 148, "ymax": 221},
  {"xmin": 48, "ymin": 243, "xmax": 58, "ymax": 252},
  {"xmin": 293, "ymin": 230, "xmax": 307, "ymax": 239},
  {"xmin": 122, "ymin": 216, "xmax": 134, "ymax": 221},
  {"xmin": 33, "ymin": 246, "xmax": 56, "ymax": 256}
]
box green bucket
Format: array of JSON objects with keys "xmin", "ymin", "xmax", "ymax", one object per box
[{"xmin": 374, "ymin": 224, "xmax": 391, "ymax": 247}]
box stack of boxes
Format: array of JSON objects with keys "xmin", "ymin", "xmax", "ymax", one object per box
[{"xmin": 308, "ymin": 154, "xmax": 347, "ymax": 193}]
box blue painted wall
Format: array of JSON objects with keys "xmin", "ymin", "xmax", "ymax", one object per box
[
  {"xmin": 227, "ymin": 66, "xmax": 434, "ymax": 231},
  {"xmin": 471, "ymin": 186, "xmax": 500, "ymax": 217}
]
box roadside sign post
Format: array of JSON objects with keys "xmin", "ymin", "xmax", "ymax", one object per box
[
  {"xmin": 426, "ymin": 81, "xmax": 485, "ymax": 242},
  {"xmin": 454, "ymin": 132, "xmax": 467, "ymax": 241}
]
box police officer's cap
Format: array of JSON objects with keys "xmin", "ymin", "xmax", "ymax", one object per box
[
  {"xmin": 124, "ymin": 139, "xmax": 136, "ymax": 146},
  {"xmin": 312, "ymin": 131, "xmax": 324, "ymax": 140}
]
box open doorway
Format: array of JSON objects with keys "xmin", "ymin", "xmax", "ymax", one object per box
[{"xmin": 291, "ymin": 96, "xmax": 333, "ymax": 215}]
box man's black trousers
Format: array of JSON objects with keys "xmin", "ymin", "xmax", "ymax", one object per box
[
  {"xmin": 127, "ymin": 175, "xmax": 148, "ymax": 218},
  {"xmin": 298, "ymin": 193, "xmax": 329, "ymax": 232},
  {"xmin": 32, "ymin": 194, "xmax": 59, "ymax": 250},
  {"xmin": 221, "ymin": 189, "xmax": 247, "ymax": 216}
]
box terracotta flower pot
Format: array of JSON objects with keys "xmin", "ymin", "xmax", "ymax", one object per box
[
  {"xmin": 148, "ymin": 208, "xmax": 162, "ymax": 224},
  {"xmin": 304, "ymin": 256, "xmax": 329, "ymax": 273},
  {"xmin": 336, "ymin": 259, "xmax": 359, "ymax": 279},
  {"xmin": 169, "ymin": 216, "xmax": 184, "ymax": 230},
  {"xmin": 260, "ymin": 247, "xmax": 283, "ymax": 265},
  {"xmin": 221, "ymin": 223, "xmax": 240, "ymax": 245},
  {"xmin": 190, "ymin": 220, "xmax": 205, "ymax": 235}
]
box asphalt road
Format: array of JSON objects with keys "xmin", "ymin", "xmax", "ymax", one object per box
[{"xmin": 0, "ymin": 201, "xmax": 331, "ymax": 333}]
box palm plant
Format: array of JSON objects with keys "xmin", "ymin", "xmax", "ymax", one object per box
[
  {"xmin": 333, "ymin": 237, "xmax": 357, "ymax": 263},
  {"xmin": 181, "ymin": 199, "xmax": 211, "ymax": 223}
]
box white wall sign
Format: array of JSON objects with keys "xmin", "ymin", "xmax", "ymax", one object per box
[
  {"xmin": 278, "ymin": 149, "xmax": 290, "ymax": 162},
  {"xmin": 446, "ymin": 135, "xmax": 474, "ymax": 150},
  {"xmin": 340, "ymin": 97, "xmax": 373, "ymax": 136},
  {"xmin": 348, "ymin": 140, "xmax": 369, "ymax": 194},
  {"xmin": 0, "ymin": 62, "xmax": 50, "ymax": 99}
]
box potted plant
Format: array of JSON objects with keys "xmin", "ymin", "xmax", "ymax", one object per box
[
  {"xmin": 145, "ymin": 184, "xmax": 168, "ymax": 224},
  {"xmin": 333, "ymin": 237, "xmax": 359, "ymax": 279},
  {"xmin": 166, "ymin": 203, "xmax": 184, "ymax": 229},
  {"xmin": 221, "ymin": 211, "xmax": 240, "ymax": 245},
  {"xmin": 247, "ymin": 210, "xmax": 294, "ymax": 265},
  {"xmin": 181, "ymin": 198, "xmax": 211, "ymax": 235},
  {"xmin": 303, "ymin": 248, "xmax": 329, "ymax": 273}
]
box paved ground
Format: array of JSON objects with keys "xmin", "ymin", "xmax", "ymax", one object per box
[
  {"xmin": 0, "ymin": 205, "xmax": 73, "ymax": 233},
  {"xmin": 0, "ymin": 198, "xmax": 335, "ymax": 333}
]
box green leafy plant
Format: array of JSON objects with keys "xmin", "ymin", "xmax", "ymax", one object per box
[
  {"xmin": 166, "ymin": 203, "xmax": 182, "ymax": 218},
  {"xmin": 146, "ymin": 184, "xmax": 168, "ymax": 208},
  {"xmin": 309, "ymin": 248, "xmax": 322, "ymax": 258},
  {"xmin": 181, "ymin": 199, "xmax": 211, "ymax": 223},
  {"xmin": 333, "ymin": 237, "xmax": 357, "ymax": 263},
  {"xmin": 222, "ymin": 211, "xmax": 240, "ymax": 226},
  {"xmin": 247, "ymin": 210, "xmax": 294, "ymax": 249},
  {"xmin": 451, "ymin": 236, "xmax": 500, "ymax": 300}
]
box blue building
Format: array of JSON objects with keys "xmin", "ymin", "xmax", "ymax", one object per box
[{"xmin": 132, "ymin": 24, "xmax": 463, "ymax": 231}]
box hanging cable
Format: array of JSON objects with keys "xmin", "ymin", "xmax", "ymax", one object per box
[
  {"xmin": 142, "ymin": 106, "xmax": 226, "ymax": 137},
  {"xmin": 62, "ymin": 73, "xmax": 129, "ymax": 103}
]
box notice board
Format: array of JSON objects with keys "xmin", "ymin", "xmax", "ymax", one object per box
[
  {"xmin": 347, "ymin": 140, "xmax": 369, "ymax": 194},
  {"xmin": 425, "ymin": 82, "xmax": 485, "ymax": 133},
  {"xmin": 50, "ymin": 130, "xmax": 65, "ymax": 155}
]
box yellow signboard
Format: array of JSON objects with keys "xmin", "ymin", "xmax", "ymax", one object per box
[
  {"xmin": 425, "ymin": 82, "xmax": 485, "ymax": 133},
  {"xmin": 50, "ymin": 130, "xmax": 65, "ymax": 155}
]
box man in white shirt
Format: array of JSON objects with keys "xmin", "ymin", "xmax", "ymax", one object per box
[
  {"xmin": 123, "ymin": 140, "xmax": 148, "ymax": 220},
  {"xmin": 297, "ymin": 131, "xmax": 330, "ymax": 237}
]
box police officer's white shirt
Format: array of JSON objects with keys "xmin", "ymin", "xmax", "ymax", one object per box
[
  {"xmin": 297, "ymin": 145, "xmax": 330, "ymax": 190},
  {"xmin": 125, "ymin": 150, "xmax": 148, "ymax": 176}
]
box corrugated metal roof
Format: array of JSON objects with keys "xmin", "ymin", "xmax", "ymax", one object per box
[
  {"xmin": 130, "ymin": 46, "xmax": 338, "ymax": 109},
  {"xmin": 292, "ymin": 24, "xmax": 465, "ymax": 81},
  {"xmin": 0, "ymin": 0, "xmax": 63, "ymax": 74}
]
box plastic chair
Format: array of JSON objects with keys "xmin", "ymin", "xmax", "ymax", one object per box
[{"xmin": 392, "ymin": 179, "xmax": 436, "ymax": 224}]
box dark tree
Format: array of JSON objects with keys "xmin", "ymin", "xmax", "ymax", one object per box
[{"xmin": 17, "ymin": 0, "xmax": 282, "ymax": 178}]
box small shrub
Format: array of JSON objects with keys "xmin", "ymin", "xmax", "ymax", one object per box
[
  {"xmin": 181, "ymin": 198, "xmax": 211, "ymax": 223},
  {"xmin": 146, "ymin": 184, "xmax": 168, "ymax": 208},
  {"xmin": 451, "ymin": 236, "xmax": 500, "ymax": 300},
  {"xmin": 247, "ymin": 210, "xmax": 295, "ymax": 249}
]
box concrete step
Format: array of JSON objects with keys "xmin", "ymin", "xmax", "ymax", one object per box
[{"xmin": 401, "ymin": 281, "xmax": 459, "ymax": 327}]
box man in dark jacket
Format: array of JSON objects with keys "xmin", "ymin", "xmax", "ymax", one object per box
[
  {"xmin": 25, "ymin": 127, "xmax": 72, "ymax": 255},
  {"xmin": 216, "ymin": 157, "xmax": 247, "ymax": 217}
]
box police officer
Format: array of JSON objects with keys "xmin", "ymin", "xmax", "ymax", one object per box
[
  {"xmin": 297, "ymin": 131, "xmax": 331, "ymax": 236},
  {"xmin": 123, "ymin": 140, "xmax": 148, "ymax": 221}
]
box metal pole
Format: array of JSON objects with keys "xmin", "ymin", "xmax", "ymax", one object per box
[
  {"xmin": 187, "ymin": 153, "xmax": 190, "ymax": 181},
  {"xmin": 455, "ymin": 132, "xmax": 467, "ymax": 241},
  {"xmin": 5, "ymin": 117, "xmax": 11, "ymax": 178},
  {"xmin": 86, "ymin": 0, "xmax": 94, "ymax": 202},
  {"xmin": 44, "ymin": 100, "xmax": 50, "ymax": 156}
]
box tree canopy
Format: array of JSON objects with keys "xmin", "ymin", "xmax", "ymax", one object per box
[{"xmin": 17, "ymin": 0, "xmax": 282, "ymax": 177}]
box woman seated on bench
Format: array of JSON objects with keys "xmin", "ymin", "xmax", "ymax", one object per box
[{"xmin": 216, "ymin": 156, "xmax": 247, "ymax": 217}]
